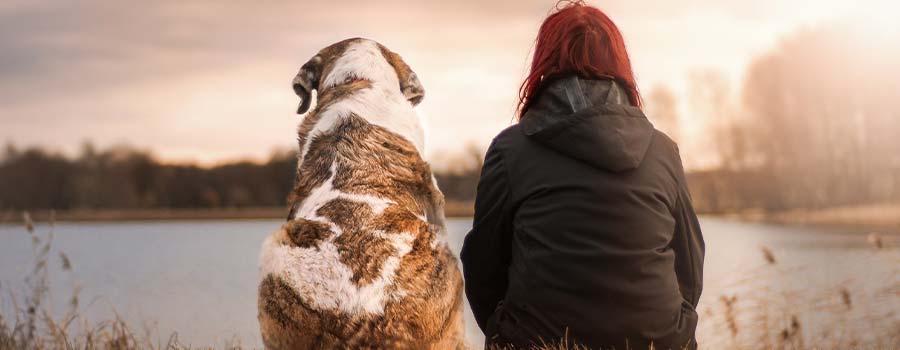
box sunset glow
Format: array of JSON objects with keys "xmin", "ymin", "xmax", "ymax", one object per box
[{"xmin": 0, "ymin": 0, "xmax": 897, "ymax": 169}]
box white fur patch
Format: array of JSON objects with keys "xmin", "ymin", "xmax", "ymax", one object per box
[
  {"xmin": 293, "ymin": 162, "xmax": 393, "ymax": 223},
  {"xmin": 259, "ymin": 230, "xmax": 414, "ymax": 315},
  {"xmin": 322, "ymin": 40, "xmax": 400, "ymax": 91},
  {"xmin": 299, "ymin": 40, "xmax": 426, "ymax": 163},
  {"xmin": 259, "ymin": 162, "xmax": 415, "ymax": 316}
]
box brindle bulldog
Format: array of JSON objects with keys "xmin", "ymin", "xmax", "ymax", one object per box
[{"xmin": 258, "ymin": 38, "xmax": 464, "ymax": 350}]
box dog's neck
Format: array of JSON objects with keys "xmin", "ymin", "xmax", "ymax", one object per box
[{"xmin": 298, "ymin": 86, "xmax": 425, "ymax": 165}]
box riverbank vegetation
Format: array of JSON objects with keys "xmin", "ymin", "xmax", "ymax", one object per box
[{"xmin": 0, "ymin": 214, "xmax": 244, "ymax": 350}]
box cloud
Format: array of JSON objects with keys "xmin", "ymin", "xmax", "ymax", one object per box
[{"xmin": 0, "ymin": 0, "xmax": 879, "ymax": 166}]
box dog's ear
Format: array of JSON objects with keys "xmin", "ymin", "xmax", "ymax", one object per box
[
  {"xmin": 292, "ymin": 55, "xmax": 323, "ymax": 114},
  {"xmin": 379, "ymin": 46, "xmax": 425, "ymax": 106}
]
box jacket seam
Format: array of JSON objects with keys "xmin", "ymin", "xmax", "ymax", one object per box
[
  {"xmin": 494, "ymin": 136, "xmax": 516, "ymax": 202},
  {"xmin": 675, "ymin": 173, "xmax": 699, "ymax": 306},
  {"xmin": 491, "ymin": 135, "xmax": 516, "ymax": 306},
  {"xmin": 672, "ymin": 143, "xmax": 698, "ymax": 305}
]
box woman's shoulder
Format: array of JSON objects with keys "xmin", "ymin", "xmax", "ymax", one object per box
[
  {"xmin": 646, "ymin": 128, "xmax": 687, "ymax": 177},
  {"xmin": 486, "ymin": 123, "xmax": 525, "ymax": 151},
  {"xmin": 496, "ymin": 123, "xmax": 523, "ymax": 140},
  {"xmin": 650, "ymin": 129, "xmax": 679, "ymax": 155}
]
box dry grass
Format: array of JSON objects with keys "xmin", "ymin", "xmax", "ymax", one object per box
[
  {"xmin": 0, "ymin": 212, "xmax": 242, "ymax": 350},
  {"xmin": 693, "ymin": 244, "xmax": 899, "ymax": 350}
]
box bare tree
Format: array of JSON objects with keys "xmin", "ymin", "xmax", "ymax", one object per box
[{"xmin": 646, "ymin": 84, "xmax": 681, "ymax": 142}]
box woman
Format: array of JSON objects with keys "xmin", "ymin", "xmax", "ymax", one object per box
[{"xmin": 460, "ymin": 2, "xmax": 704, "ymax": 349}]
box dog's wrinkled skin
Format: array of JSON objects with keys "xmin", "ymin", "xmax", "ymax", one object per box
[{"xmin": 258, "ymin": 38, "xmax": 464, "ymax": 350}]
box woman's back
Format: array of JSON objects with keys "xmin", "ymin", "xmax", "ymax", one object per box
[
  {"xmin": 461, "ymin": 77, "xmax": 703, "ymax": 349},
  {"xmin": 461, "ymin": 3, "xmax": 703, "ymax": 348}
]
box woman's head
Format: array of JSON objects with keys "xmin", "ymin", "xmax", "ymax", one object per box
[{"xmin": 518, "ymin": 1, "xmax": 641, "ymax": 118}]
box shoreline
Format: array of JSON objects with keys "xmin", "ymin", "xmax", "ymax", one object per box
[
  {"xmin": 0, "ymin": 200, "xmax": 476, "ymax": 223},
  {"xmin": 3, "ymin": 202, "xmax": 898, "ymax": 233},
  {"xmin": 712, "ymin": 202, "xmax": 900, "ymax": 233}
]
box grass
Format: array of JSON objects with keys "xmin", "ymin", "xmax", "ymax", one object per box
[
  {"xmin": 1, "ymin": 212, "xmax": 898, "ymax": 350},
  {"xmin": 0, "ymin": 212, "xmax": 243, "ymax": 350},
  {"xmin": 694, "ymin": 239, "xmax": 899, "ymax": 350}
]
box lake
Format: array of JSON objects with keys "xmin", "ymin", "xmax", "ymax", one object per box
[{"xmin": 1, "ymin": 218, "xmax": 897, "ymax": 348}]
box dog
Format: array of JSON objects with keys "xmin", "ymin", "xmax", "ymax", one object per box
[{"xmin": 257, "ymin": 38, "xmax": 464, "ymax": 349}]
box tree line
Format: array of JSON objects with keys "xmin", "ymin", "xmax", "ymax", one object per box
[
  {"xmin": 0, "ymin": 144, "xmax": 293, "ymax": 210},
  {"xmin": 650, "ymin": 22, "xmax": 900, "ymax": 213},
  {"xmin": 0, "ymin": 143, "xmax": 482, "ymax": 212}
]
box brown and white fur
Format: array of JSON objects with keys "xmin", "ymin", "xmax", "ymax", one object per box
[{"xmin": 257, "ymin": 38, "xmax": 464, "ymax": 349}]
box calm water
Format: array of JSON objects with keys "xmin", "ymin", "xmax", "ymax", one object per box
[{"xmin": 0, "ymin": 218, "xmax": 897, "ymax": 348}]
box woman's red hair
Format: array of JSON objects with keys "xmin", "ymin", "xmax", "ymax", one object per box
[{"xmin": 518, "ymin": 1, "xmax": 642, "ymax": 118}]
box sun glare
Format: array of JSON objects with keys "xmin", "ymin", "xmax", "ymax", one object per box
[{"xmin": 854, "ymin": 0, "xmax": 900, "ymax": 42}]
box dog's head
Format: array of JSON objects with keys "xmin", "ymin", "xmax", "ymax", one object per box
[{"xmin": 292, "ymin": 38, "xmax": 424, "ymax": 114}]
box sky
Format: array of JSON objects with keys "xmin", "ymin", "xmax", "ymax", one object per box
[{"xmin": 0, "ymin": 0, "xmax": 895, "ymax": 169}]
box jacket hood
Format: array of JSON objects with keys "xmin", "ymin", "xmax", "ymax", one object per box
[{"xmin": 520, "ymin": 76, "xmax": 655, "ymax": 172}]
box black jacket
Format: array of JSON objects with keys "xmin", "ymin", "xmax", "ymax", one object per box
[{"xmin": 460, "ymin": 76, "xmax": 704, "ymax": 350}]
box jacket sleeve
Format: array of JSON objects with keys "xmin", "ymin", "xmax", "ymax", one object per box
[
  {"xmin": 460, "ymin": 138, "xmax": 515, "ymax": 333},
  {"xmin": 669, "ymin": 148, "xmax": 705, "ymax": 308}
]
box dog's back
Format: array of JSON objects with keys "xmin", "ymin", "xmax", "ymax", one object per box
[{"xmin": 258, "ymin": 38, "xmax": 463, "ymax": 349}]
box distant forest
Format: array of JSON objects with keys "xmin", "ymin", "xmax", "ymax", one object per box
[
  {"xmin": 2, "ymin": 22, "xmax": 899, "ymax": 214},
  {"xmin": 0, "ymin": 143, "xmax": 480, "ymax": 212},
  {"xmin": 648, "ymin": 22, "xmax": 900, "ymax": 213}
]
